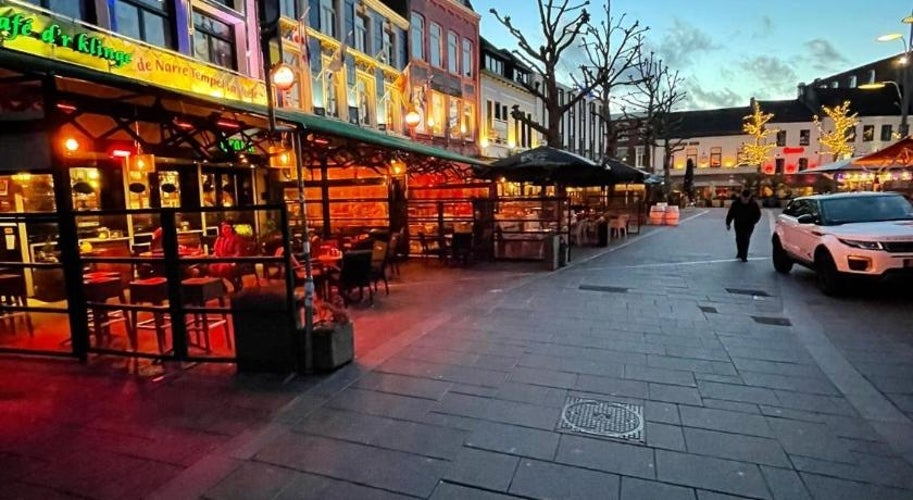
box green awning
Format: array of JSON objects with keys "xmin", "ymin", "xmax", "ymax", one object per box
[
  {"xmin": 0, "ymin": 48, "xmax": 486, "ymax": 167},
  {"xmin": 278, "ymin": 108, "xmax": 487, "ymax": 166}
]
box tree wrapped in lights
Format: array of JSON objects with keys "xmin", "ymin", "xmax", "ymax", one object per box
[
  {"xmin": 814, "ymin": 101, "xmax": 859, "ymax": 161},
  {"xmin": 738, "ymin": 100, "xmax": 778, "ymax": 169}
]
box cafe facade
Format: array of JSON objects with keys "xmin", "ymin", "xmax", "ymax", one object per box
[{"xmin": 0, "ymin": 0, "xmax": 481, "ymax": 364}]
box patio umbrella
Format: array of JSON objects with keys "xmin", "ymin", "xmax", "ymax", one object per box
[
  {"xmin": 804, "ymin": 158, "xmax": 855, "ymax": 173},
  {"xmin": 851, "ymin": 136, "xmax": 913, "ymax": 167}
]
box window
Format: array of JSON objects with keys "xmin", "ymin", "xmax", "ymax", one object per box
[
  {"xmin": 493, "ymin": 101, "xmax": 501, "ymax": 121},
  {"xmin": 881, "ymin": 124, "xmax": 893, "ymax": 141},
  {"xmin": 447, "ymin": 32, "xmax": 459, "ymax": 74},
  {"xmin": 193, "ymin": 11, "xmax": 236, "ymax": 69},
  {"xmin": 463, "ymin": 102, "xmax": 475, "ymax": 139},
  {"xmin": 321, "ymin": 0, "xmax": 337, "ymax": 38},
  {"xmin": 635, "ymin": 146, "xmax": 645, "ymax": 167},
  {"xmin": 798, "ymin": 158, "xmax": 809, "ymax": 171},
  {"xmin": 112, "ymin": 0, "xmax": 171, "ymax": 48},
  {"xmin": 26, "ymin": 0, "xmax": 89, "ymax": 21},
  {"xmin": 710, "ymin": 147, "xmax": 722, "ymax": 167},
  {"xmin": 354, "ymin": 13, "xmax": 368, "ymax": 52},
  {"xmin": 617, "ymin": 147, "xmax": 628, "ymax": 161},
  {"xmin": 382, "ymin": 30, "xmax": 394, "ymax": 65},
  {"xmin": 279, "ymin": 0, "xmax": 300, "ymax": 18},
  {"xmin": 410, "ymin": 13, "xmax": 424, "ymax": 60},
  {"xmin": 775, "ymin": 158, "xmax": 785, "ymax": 174},
  {"xmin": 848, "ymin": 75, "xmax": 857, "ymax": 88},
  {"xmin": 429, "ymin": 23, "xmax": 442, "ymax": 68},
  {"xmin": 462, "ymin": 39, "xmax": 473, "ymax": 78},
  {"xmin": 799, "ymin": 129, "xmax": 810, "ymax": 146},
  {"xmin": 863, "ymin": 125, "xmax": 875, "ymax": 142},
  {"xmin": 776, "ymin": 130, "xmax": 787, "ymax": 147},
  {"xmin": 685, "ymin": 147, "xmax": 697, "ymax": 168},
  {"xmin": 486, "ymin": 100, "xmax": 493, "ymax": 131},
  {"xmin": 844, "ymin": 125, "xmax": 856, "ymax": 142}
]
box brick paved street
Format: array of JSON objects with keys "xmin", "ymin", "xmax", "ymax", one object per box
[{"xmin": 4, "ymin": 209, "xmax": 913, "ymax": 499}]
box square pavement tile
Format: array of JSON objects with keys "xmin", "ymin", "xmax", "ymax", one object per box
[
  {"xmin": 556, "ymin": 434, "xmax": 656, "ymax": 480},
  {"xmin": 509, "ymin": 459, "xmax": 621, "ymax": 500},
  {"xmin": 682, "ymin": 427, "xmax": 791, "ymax": 467},
  {"xmin": 443, "ymin": 447, "xmax": 519, "ymax": 492},
  {"xmin": 654, "ymin": 450, "xmax": 770, "ymax": 499},
  {"xmin": 621, "ymin": 477, "xmax": 696, "ymax": 500},
  {"xmin": 465, "ymin": 421, "xmax": 560, "ymax": 461}
]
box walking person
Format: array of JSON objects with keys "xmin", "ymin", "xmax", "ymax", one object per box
[{"xmin": 726, "ymin": 189, "xmax": 762, "ymax": 262}]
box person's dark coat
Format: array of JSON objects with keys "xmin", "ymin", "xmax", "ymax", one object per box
[{"xmin": 726, "ymin": 198, "xmax": 761, "ymax": 231}]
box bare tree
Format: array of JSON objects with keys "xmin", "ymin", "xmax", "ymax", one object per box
[
  {"xmin": 491, "ymin": 0, "xmax": 600, "ymax": 147},
  {"xmin": 577, "ymin": 1, "xmax": 647, "ymax": 156},
  {"xmin": 623, "ymin": 50, "xmax": 687, "ymax": 196}
]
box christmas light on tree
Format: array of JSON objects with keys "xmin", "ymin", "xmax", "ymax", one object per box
[
  {"xmin": 814, "ymin": 101, "xmax": 859, "ymax": 161},
  {"xmin": 738, "ymin": 101, "xmax": 778, "ymax": 168}
]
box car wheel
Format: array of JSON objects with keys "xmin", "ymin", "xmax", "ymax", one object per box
[
  {"xmin": 772, "ymin": 238, "xmax": 793, "ymax": 274},
  {"xmin": 815, "ymin": 250, "xmax": 844, "ymax": 296}
]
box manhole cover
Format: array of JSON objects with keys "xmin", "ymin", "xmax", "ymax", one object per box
[
  {"xmin": 579, "ymin": 285, "xmax": 629, "ymax": 293},
  {"xmin": 699, "ymin": 306, "xmax": 718, "ymax": 314},
  {"xmin": 556, "ymin": 396, "xmax": 644, "ymax": 442},
  {"xmin": 751, "ymin": 316, "xmax": 792, "ymax": 326},
  {"xmin": 726, "ymin": 288, "xmax": 771, "ymax": 297}
]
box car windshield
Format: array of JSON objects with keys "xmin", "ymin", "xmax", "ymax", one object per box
[{"xmin": 819, "ymin": 195, "xmax": 913, "ymax": 225}]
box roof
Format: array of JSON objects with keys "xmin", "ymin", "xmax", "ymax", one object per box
[
  {"xmin": 671, "ymin": 107, "xmax": 750, "ymax": 138},
  {"xmin": 759, "ymin": 99, "xmax": 814, "ymax": 123},
  {"xmin": 0, "ymin": 47, "xmax": 484, "ymax": 166},
  {"xmin": 809, "ymin": 87, "xmax": 899, "ymax": 117}
]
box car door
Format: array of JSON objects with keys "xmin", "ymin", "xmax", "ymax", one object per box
[
  {"xmin": 791, "ymin": 200, "xmax": 822, "ymax": 262},
  {"xmin": 778, "ymin": 200, "xmax": 805, "ymax": 257}
]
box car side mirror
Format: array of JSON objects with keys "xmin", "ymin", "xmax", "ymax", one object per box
[{"xmin": 797, "ymin": 214, "xmax": 816, "ymax": 224}]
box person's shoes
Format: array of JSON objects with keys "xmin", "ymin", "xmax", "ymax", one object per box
[{"xmin": 740, "ymin": 257, "xmax": 748, "ymax": 262}]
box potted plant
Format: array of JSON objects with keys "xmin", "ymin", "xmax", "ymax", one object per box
[{"xmin": 310, "ymin": 295, "xmax": 354, "ymax": 371}]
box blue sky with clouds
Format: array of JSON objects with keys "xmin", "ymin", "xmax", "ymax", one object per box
[{"xmin": 471, "ymin": 0, "xmax": 912, "ymax": 110}]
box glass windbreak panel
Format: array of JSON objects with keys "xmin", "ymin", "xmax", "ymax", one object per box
[
  {"xmin": 70, "ymin": 167, "xmax": 101, "ymax": 211},
  {"xmin": 0, "ymin": 214, "xmax": 72, "ymax": 353}
]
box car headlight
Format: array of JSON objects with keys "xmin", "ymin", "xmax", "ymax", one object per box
[{"xmin": 838, "ymin": 239, "xmax": 883, "ymax": 250}]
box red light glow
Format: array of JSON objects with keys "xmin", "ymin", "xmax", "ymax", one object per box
[
  {"xmin": 216, "ymin": 119, "xmax": 240, "ymax": 129},
  {"xmin": 110, "ymin": 149, "xmax": 132, "ymax": 158},
  {"xmin": 782, "ymin": 147, "xmax": 805, "ymax": 154}
]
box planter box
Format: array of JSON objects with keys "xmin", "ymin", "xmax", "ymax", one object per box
[{"xmin": 312, "ymin": 322, "xmax": 354, "ymax": 371}]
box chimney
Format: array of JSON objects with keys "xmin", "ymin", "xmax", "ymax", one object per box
[{"xmin": 797, "ymin": 82, "xmax": 806, "ymax": 99}]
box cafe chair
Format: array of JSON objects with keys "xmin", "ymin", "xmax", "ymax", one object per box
[
  {"xmin": 0, "ymin": 272, "xmax": 33, "ymax": 336},
  {"xmin": 328, "ymin": 250, "xmax": 373, "ymax": 307},
  {"xmin": 386, "ymin": 232, "xmax": 402, "ymax": 276},
  {"xmin": 610, "ymin": 215, "xmax": 629, "ymax": 239},
  {"xmin": 417, "ymin": 232, "xmax": 443, "ymax": 261},
  {"xmin": 369, "ymin": 240, "xmax": 390, "ymax": 295},
  {"xmin": 450, "ymin": 232, "xmax": 473, "ymax": 266}
]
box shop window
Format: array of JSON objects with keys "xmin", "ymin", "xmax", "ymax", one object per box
[
  {"xmin": 430, "ymin": 92, "xmax": 445, "ymax": 136},
  {"xmin": 323, "ymin": 62, "xmax": 339, "ymax": 117},
  {"xmin": 710, "ymin": 147, "xmax": 722, "ymax": 167},
  {"xmin": 449, "ymin": 99, "xmax": 460, "ymax": 139},
  {"xmin": 355, "ymin": 77, "xmax": 373, "ymax": 126},
  {"xmin": 881, "ymin": 124, "xmax": 893, "ymax": 141},
  {"xmin": 429, "ymin": 23, "xmax": 443, "ymax": 68},
  {"xmin": 798, "ymin": 158, "xmax": 809, "ymax": 171},
  {"xmin": 447, "ymin": 32, "xmax": 459, "ymax": 74},
  {"xmin": 799, "ymin": 129, "xmax": 810, "ymax": 146},
  {"xmin": 3, "ymin": 173, "xmax": 56, "ymax": 213},
  {"xmin": 862, "ymin": 125, "xmax": 874, "ymax": 142},
  {"xmin": 70, "ymin": 168, "xmax": 101, "ymax": 211},
  {"xmin": 685, "ymin": 147, "xmax": 697, "ymax": 168},
  {"xmin": 776, "ymin": 130, "xmax": 787, "ymax": 147},
  {"xmin": 321, "ymin": 0, "xmax": 337, "ymax": 38},
  {"xmin": 158, "ymin": 171, "xmax": 181, "ymax": 208},
  {"xmin": 462, "ymin": 102, "xmax": 475, "ymax": 139},
  {"xmin": 193, "ymin": 11, "xmax": 237, "ymax": 70},
  {"xmin": 486, "ymin": 100, "xmax": 493, "ymax": 131},
  {"xmin": 775, "ymin": 158, "xmax": 785, "ymax": 174},
  {"xmin": 410, "ymin": 12, "xmax": 424, "ymax": 61},
  {"xmin": 25, "ymin": 0, "xmax": 91, "ymax": 22},
  {"xmin": 112, "ymin": 0, "xmax": 172, "ymax": 49},
  {"xmin": 462, "ymin": 39, "xmax": 473, "ymax": 78}
]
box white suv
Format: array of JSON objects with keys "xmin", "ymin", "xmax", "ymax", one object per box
[{"xmin": 772, "ymin": 192, "xmax": 913, "ymax": 294}]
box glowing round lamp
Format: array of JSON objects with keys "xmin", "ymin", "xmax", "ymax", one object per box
[
  {"xmin": 271, "ymin": 63, "xmax": 297, "ymax": 91},
  {"xmin": 405, "ymin": 109, "xmax": 421, "ymax": 129},
  {"xmin": 64, "ymin": 138, "xmax": 79, "ymax": 152}
]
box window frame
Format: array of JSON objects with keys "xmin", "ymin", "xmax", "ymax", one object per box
[
  {"xmin": 862, "ymin": 125, "xmax": 875, "ymax": 142},
  {"xmin": 776, "ymin": 130, "xmax": 787, "ymax": 147},
  {"xmin": 462, "ymin": 38, "xmax": 473, "ymax": 78},
  {"xmin": 192, "ymin": 9, "xmax": 237, "ymax": 70},
  {"xmin": 321, "ymin": 0, "xmax": 337, "ymax": 38},
  {"xmin": 429, "ymin": 22, "xmax": 443, "ymax": 68},
  {"xmin": 410, "ymin": 12, "xmax": 424, "ymax": 61},
  {"xmin": 112, "ymin": 0, "xmax": 173, "ymax": 49},
  {"xmin": 881, "ymin": 124, "xmax": 893, "ymax": 141},
  {"xmin": 799, "ymin": 129, "xmax": 810, "ymax": 146},
  {"xmin": 447, "ymin": 31, "xmax": 459, "ymax": 74}
]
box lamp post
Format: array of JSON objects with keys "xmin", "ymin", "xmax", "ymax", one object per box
[{"xmin": 876, "ymin": 12, "xmax": 913, "ymax": 137}]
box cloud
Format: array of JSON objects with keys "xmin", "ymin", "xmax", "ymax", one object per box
[
  {"xmin": 683, "ymin": 81, "xmax": 745, "ymax": 110},
  {"xmin": 801, "ymin": 39, "xmax": 850, "ymax": 73},
  {"xmin": 657, "ymin": 18, "xmax": 719, "ymax": 69},
  {"xmin": 738, "ymin": 55, "xmax": 800, "ymax": 98},
  {"xmin": 751, "ymin": 16, "xmax": 774, "ymax": 39}
]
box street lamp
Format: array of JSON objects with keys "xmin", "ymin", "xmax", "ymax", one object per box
[{"xmin": 876, "ymin": 11, "xmax": 913, "ymax": 137}]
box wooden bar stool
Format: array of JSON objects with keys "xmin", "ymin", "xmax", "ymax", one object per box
[
  {"xmin": 181, "ymin": 277, "xmax": 230, "ymax": 352},
  {"xmin": 83, "ymin": 277, "xmax": 133, "ymax": 348},
  {"xmin": 0, "ymin": 273, "xmax": 32, "ymax": 336},
  {"xmin": 128, "ymin": 277, "xmax": 170, "ymax": 354}
]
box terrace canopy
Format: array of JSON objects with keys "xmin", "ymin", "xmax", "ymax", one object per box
[{"xmin": 478, "ymin": 146, "xmax": 645, "ymax": 186}]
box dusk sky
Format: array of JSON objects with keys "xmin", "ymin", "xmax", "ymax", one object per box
[{"xmin": 472, "ymin": 0, "xmax": 912, "ymax": 110}]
